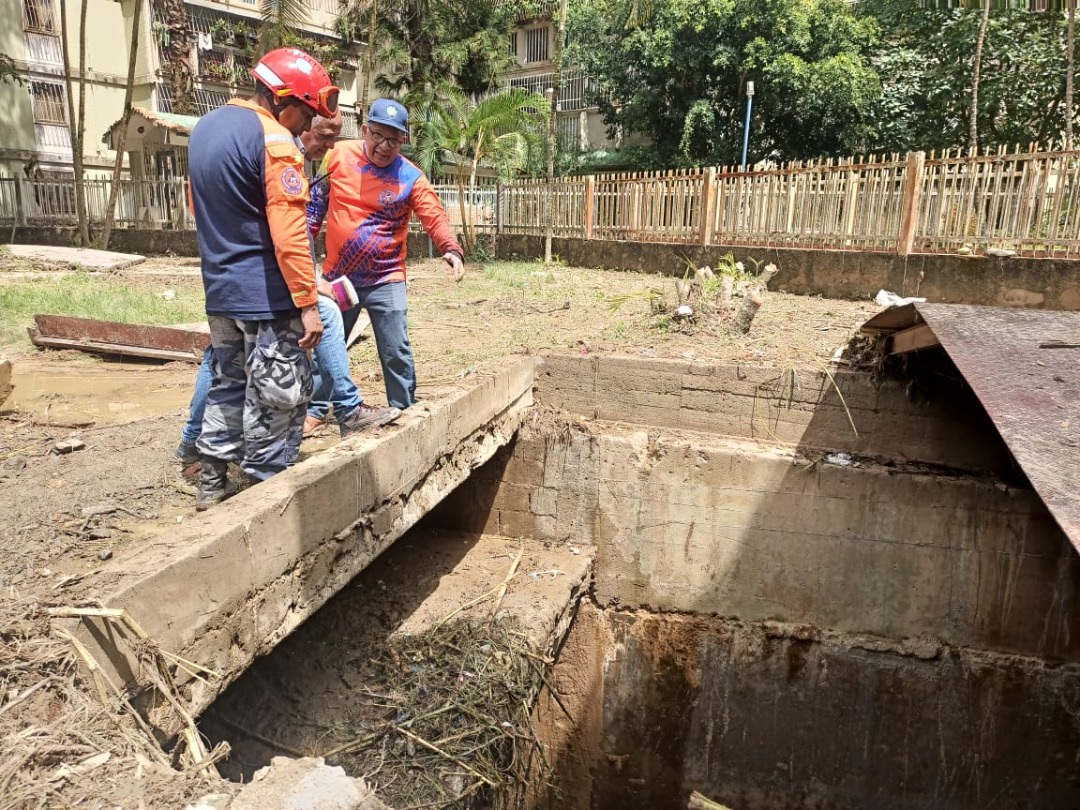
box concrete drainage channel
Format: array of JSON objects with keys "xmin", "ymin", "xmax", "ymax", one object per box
[{"xmin": 161, "ymin": 352, "xmax": 1080, "ymax": 809}]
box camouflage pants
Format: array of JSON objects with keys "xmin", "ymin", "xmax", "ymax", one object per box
[{"xmin": 196, "ymin": 315, "xmax": 313, "ymax": 481}]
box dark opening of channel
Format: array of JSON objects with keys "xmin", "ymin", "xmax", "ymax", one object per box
[{"xmin": 201, "ymin": 355, "xmax": 1080, "ymax": 810}]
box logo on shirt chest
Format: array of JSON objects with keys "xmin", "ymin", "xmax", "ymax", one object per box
[{"xmin": 281, "ymin": 167, "xmax": 304, "ymax": 196}]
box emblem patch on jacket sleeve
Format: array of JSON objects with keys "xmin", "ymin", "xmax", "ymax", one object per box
[{"xmin": 281, "ymin": 167, "xmax": 304, "ymax": 196}]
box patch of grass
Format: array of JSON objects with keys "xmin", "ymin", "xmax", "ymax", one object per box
[{"xmin": 0, "ymin": 270, "xmax": 206, "ymax": 348}]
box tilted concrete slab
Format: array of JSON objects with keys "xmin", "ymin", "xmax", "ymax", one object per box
[
  {"xmin": 72, "ymin": 358, "xmax": 535, "ymax": 733},
  {"xmin": 391, "ymin": 531, "xmax": 593, "ymax": 655},
  {"xmin": 4, "ymin": 243, "xmax": 146, "ymax": 270}
]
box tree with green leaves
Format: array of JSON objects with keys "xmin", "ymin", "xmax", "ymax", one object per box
[
  {"xmin": 259, "ymin": 0, "xmax": 309, "ymax": 54},
  {"xmin": 1067, "ymin": 0, "xmax": 1076, "ymax": 150},
  {"xmin": 566, "ymin": 0, "xmax": 881, "ymax": 168},
  {"xmin": 337, "ymin": 0, "xmax": 379, "ymax": 114},
  {"xmin": 0, "ymin": 54, "xmax": 22, "ymax": 85},
  {"xmin": 341, "ymin": 0, "xmax": 520, "ymax": 98},
  {"xmin": 409, "ymin": 86, "xmax": 548, "ymax": 255},
  {"xmin": 859, "ymin": 0, "xmax": 1076, "ymax": 153}
]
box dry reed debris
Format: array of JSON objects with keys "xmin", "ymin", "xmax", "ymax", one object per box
[
  {"xmin": 325, "ymin": 619, "xmax": 555, "ymax": 810},
  {"xmin": 0, "ymin": 597, "xmax": 229, "ymax": 810}
]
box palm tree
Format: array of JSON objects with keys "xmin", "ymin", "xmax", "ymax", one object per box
[
  {"xmin": 260, "ymin": 0, "xmax": 309, "ymax": 54},
  {"xmin": 410, "ymin": 86, "xmax": 549, "ymax": 255}
]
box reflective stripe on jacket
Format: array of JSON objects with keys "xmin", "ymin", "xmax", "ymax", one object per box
[{"xmin": 189, "ymin": 99, "xmax": 317, "ymax": 319}]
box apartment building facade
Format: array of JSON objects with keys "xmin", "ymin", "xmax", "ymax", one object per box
[
  {"xmin": 502, "ymin": 11, "xmax": 616, "ymax": 155},
  {"xmin": 0, "ymin": 0, "xmax": 366, "ymax": 182}
]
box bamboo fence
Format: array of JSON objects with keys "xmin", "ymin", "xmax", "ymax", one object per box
[{"xmin": 3, "ymin": 147, "xmax": 1080, "ymax": 258}]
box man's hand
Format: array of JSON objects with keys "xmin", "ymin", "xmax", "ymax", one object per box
[
  {"xmin": 317, "ymin": 279, "xmax": 335, "ymax": 298},
  {"xmin": 298, "ymin": 304, "xmax": 324, "ymax": 350},
  {"xmin": 443, "ymin": 252, "xmax": 465, "ymax": 283}
]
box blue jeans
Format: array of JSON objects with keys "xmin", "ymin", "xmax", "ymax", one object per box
[
  {"xmin": 339, "ymin": 281, "xmax": 415, "ymax": 411},
  {"xmin": 181, "ymin": 346, "xmax": 214, "ymax": 445},
  {"xmin": 307, "ymin": 296, "xmax": 363, "ymax": 423}
]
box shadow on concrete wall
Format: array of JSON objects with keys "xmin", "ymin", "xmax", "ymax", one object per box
[{"xmin": 432, "ymin": 351, "xmax": 1080, "ymax": 810}]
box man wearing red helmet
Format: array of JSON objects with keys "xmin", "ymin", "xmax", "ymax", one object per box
[{"xmin": 187, "ymin": 47, "xmax": 338, "ymax": 510}]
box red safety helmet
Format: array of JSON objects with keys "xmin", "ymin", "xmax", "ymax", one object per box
[{"xmin": 251, "ymin": 48, "xmax": 339, "ymax": 118}]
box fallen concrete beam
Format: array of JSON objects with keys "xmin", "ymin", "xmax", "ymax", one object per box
[
  {"xmin": 71, "ymin": 357, "xmax": 535, "ymax": 733},
  {"xmin": 4, "ymin": 244, "xmax": 146, "ymax": 271}
]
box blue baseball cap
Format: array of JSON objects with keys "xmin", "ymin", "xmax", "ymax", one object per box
[{"xmin": 367, "ymin": 98, "xmax": 409, "ymax": 134}]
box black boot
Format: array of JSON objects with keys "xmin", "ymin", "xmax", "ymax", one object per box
[{"xmin": 196, "ymin": 458, "xmax": 230, "ymax": 512}]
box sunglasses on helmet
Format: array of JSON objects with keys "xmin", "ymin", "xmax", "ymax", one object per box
[{"xmin": 274, "ymin": 85, "xmax": 340, "ymax": 118}]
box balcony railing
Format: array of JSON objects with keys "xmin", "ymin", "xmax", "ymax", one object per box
[{"xmin": 501, "ymin": 68, "xmax": 609, "ymax": 111}]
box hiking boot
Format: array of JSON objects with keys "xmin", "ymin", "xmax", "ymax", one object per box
[
  {"xmin": 339, "ymin": 404, "xmax": 401, "ymax": 437},
  {"xmin": 175, "ymin": 440, "xmax": 200, "ymax": 465},
  {"xmin": 302, "ymin": 415, "xmax": 327, "ymax": 439},
  {"xmin": 195, "ymin": 457, "xmax": 230, "ymax": 512}
]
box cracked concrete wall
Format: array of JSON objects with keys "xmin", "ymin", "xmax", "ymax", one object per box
[
  {"xmin": 591, "ymin": 609, "xmax": 1080, "ymax": 810},
  {"xmin": 426, "ymin": 354, "xmax": 1080, "ymax": 809},
  {"xmin": 433, "ymin": 356, "xmax": 1080, "ymax": 661},
  {"xmin": 535, "ymin": 353, "xmax": 1013, "ymax": 475},
  {"xmin": 439, "ymin": 424, "xmax": 1080, "ymax": 660}
]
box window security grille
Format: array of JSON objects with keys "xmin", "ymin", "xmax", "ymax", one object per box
[
  {"xmin": 31, "ymin": 81, "xmax": 67, "ymax": 124},
  {"xmin": 524, "ymin": 26, "xmax": 549, "ymax": 63},
  {"xmin": 23, "ymin": 0, "xmax": 58, "ymax": 34}
]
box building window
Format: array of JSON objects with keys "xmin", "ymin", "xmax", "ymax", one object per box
[
  {"xmin": 509, "ymin": 32, "xmax": 517, "ymax": 57},
  {"xmin": 23, "ymin": 0, "xmax": 58, "ymax": 34},
  {"xmin": 194, "ymin": 88, "xmax": 230, "ymax": 115},
  {"xmin": 524, "ymin": 26, "xmax": 549, "ymax": 63},
  {"xmin": 30, "ymin": 81, "xmax": 67, "ymax": 125}
]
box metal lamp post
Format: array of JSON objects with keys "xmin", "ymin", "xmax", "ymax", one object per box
[
  {"xmin": 544, "ymin": 86, "xmax": 556, "ymax": 265},
  {"xmin": 741, "ymin": 80, "xmax": 754, "ymax": 171},
  {"xmin": 425, "ymin": 81, "xmax": 434, "ymax": 258}
]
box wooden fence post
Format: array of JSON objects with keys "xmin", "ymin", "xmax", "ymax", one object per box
[
  {"xmin": 583, "ymin": 175, "xmax": 595, "ymax": 240},
  {"xmin": 495, "ymin": 184, "xmax": 503, "ymax": 236},
  {"xmin": 699, "ymin": 167, "xmax": 717, "ymax": 246},
  {"xmin": 897, "ymin": 150, "xmax": 925, "ymax": 256},
  {"xmin": 13, "ymin": 177, "xmax": 24, "ymax": 227}
]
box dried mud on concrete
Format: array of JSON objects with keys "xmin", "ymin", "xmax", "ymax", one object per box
[{"xmin": 0, "ymin": 255, "xmax": 878, "ymax": 809}]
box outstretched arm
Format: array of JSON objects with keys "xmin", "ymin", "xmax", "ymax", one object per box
[{"xmin": 410, "ymin": 174, "xmax": 465, "ymax": 281}]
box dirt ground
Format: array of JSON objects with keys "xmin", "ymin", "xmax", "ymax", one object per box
[{"xmin": 0, "ymin": 253, "xmax": 879, "ymax": 809}]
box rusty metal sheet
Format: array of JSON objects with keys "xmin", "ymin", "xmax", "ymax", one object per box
[
  {"xmin": 913, "ymin": 303, "xmax": 1080, "ymax": 552},
  {"xmin": 32, "ymin": 315, "xmax": 208, "ymax": 358},
  {"xmin": 859, "ymin": 302, "xmax": 924, "ymax": 333}
]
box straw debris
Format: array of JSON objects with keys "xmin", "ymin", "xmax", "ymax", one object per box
[
  {"xmin": 0, "ymin": 597, "xmax": 231, "ymax": 810},
  {"xmin": 324, "ymin": 620, "xmax": 555, "ymax": 810}
]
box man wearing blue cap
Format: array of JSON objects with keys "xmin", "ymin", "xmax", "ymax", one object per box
[{"xmin": 306, "ymin": 97, "xmax": 465, "ymax": 420}]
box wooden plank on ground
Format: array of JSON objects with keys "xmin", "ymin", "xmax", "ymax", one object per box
[
  {"xmin": 346, "ymin": 311, "xmax": 371, "ymax": 349},
  {"xmin": 28, "ymin": 330, "xmax": 202, "ymax": 363}
]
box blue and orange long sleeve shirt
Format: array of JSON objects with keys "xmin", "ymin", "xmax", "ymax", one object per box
[
  {"xmin": 306, "ymin": 142, "xmax": 463, "ymax": 289},
  {"xmin": 188, "ymin": 99, "xmax": 318, "ymax": 319}
]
